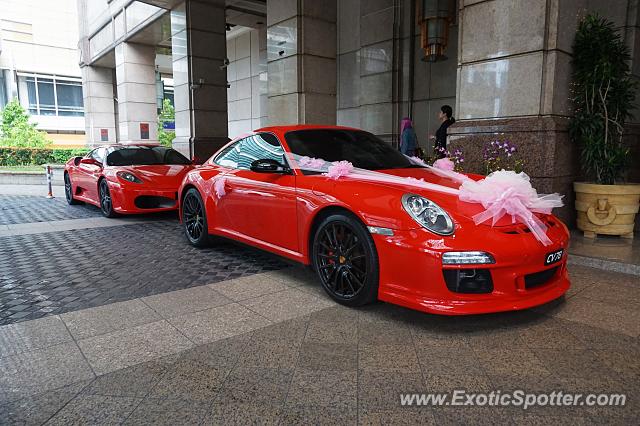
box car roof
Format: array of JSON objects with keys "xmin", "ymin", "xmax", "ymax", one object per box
[{"xmin": 254, "ymin": 124, "xmax": 362, "ymax": 133}]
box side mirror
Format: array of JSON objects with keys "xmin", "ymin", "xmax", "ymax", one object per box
[
  {"xmin": 80, "ymin": 158, "xmax": 100, "ymax": 166},
  {"xmin": 250, "ymin": 158, "xmax": 289, "ymax": 174}
]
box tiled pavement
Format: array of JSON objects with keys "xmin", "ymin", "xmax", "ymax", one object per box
[
  {"xmin": 0, "ymin": 221, "xmax": 286, "ymax": 325},
  {"xmin": 0, "ymin": 195, "xmax": 103, "ymax": 225},
  {"xmin": 0, "ymin": 265, "xmax": 639, "ymax": 425}
]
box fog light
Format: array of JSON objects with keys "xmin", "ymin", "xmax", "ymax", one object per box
[{"xmin": 442, "ymin": 251, "xmax": 495, "ymax": 265}]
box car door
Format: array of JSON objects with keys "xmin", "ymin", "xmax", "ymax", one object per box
[
  {"xmin": 76, "ymin": 148, "xmax": 106, "ymax": 202},
  {"xmin": 213, "ymin": 133, "xmax": 299, "ymax": 253}
]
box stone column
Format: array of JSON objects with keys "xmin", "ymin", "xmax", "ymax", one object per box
[
  {"xmin": 266, "ymin": 0, "xmax": 337, "ymax": 125},
  {"xmin": 448, "ymin": 0, "xmax": 582, "ymax": 224},
  {"xmin": 81, "ymin": 66, "xmax": 117, "ymax": 146},
  {"xmin": 114, "ymin": 42, "xmax": 158, "ymax": 143},
  {"xmin": 171, "ymin": 0, "xmax": 228, "ymax": 162}
]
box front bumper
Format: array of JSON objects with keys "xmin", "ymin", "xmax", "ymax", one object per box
[
  {"xmin": 108, "ymin": 182, "xmax": 179, "ymax": 214},
  {"xmin": 372, "ymin": 217, "xmax": 571, "ymax": 315}
]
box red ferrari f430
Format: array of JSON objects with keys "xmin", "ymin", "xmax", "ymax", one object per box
[
  {"xmin": 64, "ymin": 144, "xmax": 193, "ymax": 217},
  {"xmin": 178, "ymin": 125, "xmax": 570, "ymax": 315}
]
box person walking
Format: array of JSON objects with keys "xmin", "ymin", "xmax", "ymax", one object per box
[
  {"xmin": 399, "ymin": 117, "xmax": 417, "ymax": 157},
  {"xmin": 431, "ymin": 105, "xmax": 455, "ymax": 158}
]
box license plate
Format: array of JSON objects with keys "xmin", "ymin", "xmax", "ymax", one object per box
[{"xmin": 544, "ymin": 249, "xmax": 564, "ymax": 266}]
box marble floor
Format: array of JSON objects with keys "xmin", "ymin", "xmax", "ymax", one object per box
[{"xmin": 1, "ymin": 264, "xmax": 638, "ymax": 425}]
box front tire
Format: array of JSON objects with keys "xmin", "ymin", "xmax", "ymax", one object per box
[
  {"xmin": 182, "ymin": 188, "xmax": 210, "ymax": 247},
  {"xmin": 64, "ymin": 173, "xmax": 80, "ymax": 205},
  {"xmin": 312, "ymin": 213, "xmax": 379, "ymax": 307},
  {"xmin": 99, "ymin": 179, "xmax": 117, "ymax": 218}
]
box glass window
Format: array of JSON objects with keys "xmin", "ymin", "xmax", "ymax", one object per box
[
  {"xmin": 17, "ymin": 74, "xmax": 84, "ymax": 116},
  {"xmin": 213, "ymin": 133, "xmax": 285, "ymax": 170},
  {"xmin": 0, "ymin": 71, "xmax": 7, "ymax": 108},
  {"xmin": 56, "ymin": 82, "xmax": 84, "ymax": 116},
  {"xmin": 285, "ymin": 129, "xmax": 415, "ymax": 171},
  {"xmin": 106, "ymin": 146, "xmax": 191, "ymax": 166}
]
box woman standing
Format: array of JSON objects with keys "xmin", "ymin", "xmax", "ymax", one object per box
[
  {"xmin": 399, "ymin": 117, "xmax": 417, "ymax": 157},
  {"xmin": 431, "ymin": 105, "xmax": 455, "ymax": 158}
]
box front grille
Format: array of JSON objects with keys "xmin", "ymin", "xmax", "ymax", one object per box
[
  {"xmin": 524, "ymin": 267, "xmax": 559, "ymax": 289},
  {"xmin": 134, "ymin": 196, "xmax": 176, "ymax": 209}
]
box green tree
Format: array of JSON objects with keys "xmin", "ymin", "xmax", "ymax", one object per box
[
  {"xmin": 569, "ymin": 14, "xmax": 637, "ymax": 184},
  {"xmin": 0, "ymin": 99, "xmax": 51, "ymax": 148},
  {"xmin": 157, "ymin": 98, "xmax": 175, "ymax": 147}
]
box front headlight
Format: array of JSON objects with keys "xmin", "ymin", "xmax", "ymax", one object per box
[
  {"xmin": 401, "ymin": 194, "xmax": 454, "ymax": 235},
  {"xmin": 116, "ymin": 171, "xmax": 143, "ymax": 183}
]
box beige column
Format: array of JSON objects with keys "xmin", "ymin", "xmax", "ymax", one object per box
[
  {"xmin": 114, "ymin": 42, "xmax": 158, "ymax": 143},
  {"xmin": 171, "ymin": 0, "xmax": 228, "ymax": 162},
  {"xmin": 266, "ymin": 0, "xmax": 337, "ymax": 125},
  {"xmin": 81, "ymin": 66, "xmax": 117, "ymax": 146}
]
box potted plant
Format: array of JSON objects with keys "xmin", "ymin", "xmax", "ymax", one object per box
[{"xmin": 569, "ymin": 14, "xmax": 640, "ymax": 239}]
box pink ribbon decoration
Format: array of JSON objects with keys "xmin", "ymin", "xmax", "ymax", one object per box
[
  {"xmin": 325, "ymin": 160, "xmax": 354, "ymax": 180},
  {"xmin": 214, "ymin": 176, "xmax": 227, "ymax": 199},
  {"xmin": 433, "ymin": 158, "xmax": 455, "ymax": 171},
  {"xmin": 458, "ymin": 171, "xmax": 563, "ymax": 246},
  {"xmin": 299, "ymin": 156, "xmax": 326, "ymax": 169}
]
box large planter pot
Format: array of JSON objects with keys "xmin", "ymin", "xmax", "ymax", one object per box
[{"xmin": 574, "ymin": 182, "xmax": 640, "ymax": 239}]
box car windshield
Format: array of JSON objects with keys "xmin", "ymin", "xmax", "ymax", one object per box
[
  {"xmin": 106, "ymin": 146, "xmax": 191, "ymax": 166},
  {"xmin": 284, "ymin": 129, "xmax": 416, "ymax": 170}
]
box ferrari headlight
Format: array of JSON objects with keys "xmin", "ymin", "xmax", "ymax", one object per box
[
  {"xmin": 442, "ymin": 251, "xmax": 495, "ymax": 265},
  {"xmin": 401, "ymin": 194, "xmax": 454, "ymax": 235},
  {"xmin": 117, "ymin": 171, "xmax": 143, "ymax": 183}
]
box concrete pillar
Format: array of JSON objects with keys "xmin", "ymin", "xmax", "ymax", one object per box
[
  {"xmin": 114, "ymin": 42, "xmax": 158, "ymax": 143},
  {"xmin": 266, "ymin": 0, "xmax": 337, "ymax": 125},
  {"xmin": 81, "ymin": 65, "xmax": 117, "ymax": 146},
  {"xmin": 171, "ymin": 0, "xmax": 228, "ymax": 162}
]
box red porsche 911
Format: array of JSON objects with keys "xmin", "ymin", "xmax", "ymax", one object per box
[
  {"xmin": 64, "ymin": 144, "xmax": 193, "ymax": 217},
  {"xmin": 178, "ymin": 125, "xmax": 570, "ymax": 315}
]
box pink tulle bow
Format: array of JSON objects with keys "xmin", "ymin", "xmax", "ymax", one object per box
[
  {"xmin": 409, "ymin": 156, "xmax": 427, "ymax": 167},
  {"xmin": 458, "ymin": 171, "xmax": 563, "ymax": 246},
  {"xmin": 325, "ymin": 161, "xmax": 354, "ymax": 180},
  {"xmin": 433, "ymin": 158, "xmax": 455, "ymax": 171},
  {"xmin": 299, "ymin": 156, "xmax": 326, "ymax": 169},
  {"xmin": 214, "ymin": 177, "xmax": 227, "ymax": 199}
]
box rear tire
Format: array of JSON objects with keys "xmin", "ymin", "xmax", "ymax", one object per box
[
  {"xmin": 64, "ymin": 173, "xmax": 80, "ymax": 205},
  {"xmin": 312, "ymin": 213, "xmax": 379, "ymax": 307},
  {"xmin": 99, "ymin": 179, "xmax": 117, "ymax": 218},
  {"xmin": 182, "ymin": 188, "xmax": 211, "ymax": 247}
]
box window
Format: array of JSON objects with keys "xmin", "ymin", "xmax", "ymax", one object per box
[
  {"xmin": 18, "ymin": 74, "xmax": 84, "ymax": 116},
  {"xmin": 0, "ymin": 71, "xmax": 7, "ymax": 108},
  {"xmin": 214, "ymin": 133, "xmax": 285, "ymax": 170},
  {"xmin": 106, "ymin": 146, "xmax": 191, "ymax": 166}
]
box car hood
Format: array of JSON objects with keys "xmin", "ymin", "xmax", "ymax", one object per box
[
  {"xmin": 311, "ymin": 167, "xmax": 521, "ymax": 228},
  {"xmin": 117, "ymin": 164, "xmax": 192, "ymax": 187}
]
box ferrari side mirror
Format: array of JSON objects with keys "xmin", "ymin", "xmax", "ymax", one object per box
[{"xmin": 250, "ymin": 158, "xmax": 289, "ymax": 174}]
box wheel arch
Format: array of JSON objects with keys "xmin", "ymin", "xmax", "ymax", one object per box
[{"xmin": 306, "ymin": 205, "xmax": 367, "ymax": 262}]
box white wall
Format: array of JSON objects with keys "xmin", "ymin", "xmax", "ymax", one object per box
[{"xmin": 227, "ymin": 27, "xmax": 267, "ymax": 139}]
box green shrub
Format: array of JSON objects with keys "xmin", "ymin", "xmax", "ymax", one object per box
[
  {"xmin": 157, "ymin": 98, "xmax": 175, "ymax": 147},
  {"xmin": 0, "ymin": 147, "xmax": 89, "ymax": 166},
  {"xmin": 0, "ymin": 99, "xmax": 52, "ymax": 148}
]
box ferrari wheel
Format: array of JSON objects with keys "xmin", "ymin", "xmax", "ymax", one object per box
[
  {"xmin": 64, "ymin": 173, "xmax": 80, "ymax": 205},
  {"xmin": 312, "ymin": 213, "xmax": 379, "ymax": 306},
  {"xmin": 182, "ymin": 188, "xmax": 210, "ymax": 247},
  {"xmin": 99, "ymin": 179, "xmax": 117, "ymax": 218}
]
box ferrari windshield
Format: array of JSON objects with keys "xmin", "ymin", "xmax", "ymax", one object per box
[
  {"xmin": 284, "ymin": 129, "xmax": 415, "ymax": 170},
  {"xmin": 106, "ymin": 146, "xmax": 191, "ymax": 166}
]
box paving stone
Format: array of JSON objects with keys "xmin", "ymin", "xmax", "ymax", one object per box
[
  {"xmin": 0, "ymin": 195, "xmax": 102, "ymax": 225},
  {"xmin": 45, "ymin": 393, "xmax": 141, "ymax": 425},
  {"xmin": 124, "ymin": 397, "xmax": 211, "ymax": 425},
  {"xmin": 240, "ymin": 288, "xmax": 334, "ymax": 321},
  {"xmin": 0, "ymin": 342, "xmax": 95, "ymax": 402},
  {"xmin": 0, "ymin": 221, "xmax": 286, "ymax": 325},
  {"xmin": 141, "ymin": 285, "xmax": 232, "ymax": 318},
  {"xmin": 218, "ymin": 366, "xmax": 294, "ymax": 405},
  {"xmin": 0, "ymin": 315, "xmax": 72, "ymax": 357},
  {"xmin": 285, "ymin": 370, "xmax": 357, "ymax": 409},
  {"xmin": 205, "ymin": 400, "xmax": 283, "ymax": 425},
  {"xmin": 76, "ymin": 320, "xmax": 194, "ymax": 375}
]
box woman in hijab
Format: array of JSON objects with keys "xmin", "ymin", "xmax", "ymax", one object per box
[
  {"xmin": 431, "ymin": 105, "xmax": 455, "ymax": 158},
  {"xmin": 399, "ymin": 117, "xmax": 417, "ymax": 157}
]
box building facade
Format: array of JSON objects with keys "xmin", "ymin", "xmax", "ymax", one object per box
[
  {"xmin": 76, "ymin": 0, "xmax": 640, "ymax": 223},
  {"xmin": 0, "ymin": 0, "xmax": 86, "ymax": 145}
]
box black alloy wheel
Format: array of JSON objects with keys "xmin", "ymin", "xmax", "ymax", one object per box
[
  {"xmin": 312, "ymin": 213, "xmax": 379, "ymax": 306},
  {"xmin": 182, "ymin": 188, "xmax": 210, "ymax": 247},
  {"xmin": 64, "ymin": 173, "xmax": 80, "ymax": 205},
  {"xmin": 99, "ymin": 179, "xmax": 116, "ymax": 217}
]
